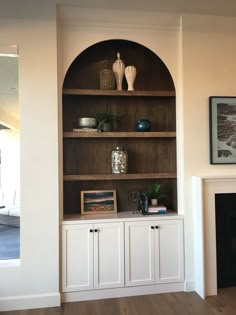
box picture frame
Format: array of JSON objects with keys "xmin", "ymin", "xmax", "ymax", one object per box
[
  {"xmin": 81, "ymin": 190, "xmax": 117, "ymax": 215},
  {"xmin": 209, "ymin": 96, "xmax": 236, "ymax": 164}
]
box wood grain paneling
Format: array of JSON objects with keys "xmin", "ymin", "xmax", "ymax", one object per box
[
  {"xmin": 63, "ymin": 178, "xmax": 177, "ymax": 214},
  {"xmin": 63, "ymin": 138, "xmax": 176, "ymax": 174},
  {"xmin": 63, "ymin": 39, "xmax": 175, "ymax": 91},
  {"xmin": 63, "ymin": 95, "xmax": 176, "ymax": 132},
  {"xmin": 62, "ymin": 39, "xmax": 177, "ymax": 217}
]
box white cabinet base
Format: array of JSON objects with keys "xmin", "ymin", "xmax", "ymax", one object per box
[
  {"xmin": 61, "ymin": 282, "xmax": 185, "ymax": 303},
  {"xmin": 62, "ymin": 213, "xmax": 185, "ymax": 303}
]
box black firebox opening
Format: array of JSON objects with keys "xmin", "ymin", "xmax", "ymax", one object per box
[{"xmin": 215, "ymin": 193, "xmax": 236, "ymax": 288}]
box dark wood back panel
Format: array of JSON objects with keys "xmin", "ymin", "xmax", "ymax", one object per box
[
  {"xmin": 63, "ymin": 39, "xmax": 175, "ymax": 91},
  {"xmin": 63, "ymin": 138, "xmax": 176, "ymax": 174},
  {"xmin": 64, "ymin": 178, "xmax": 177, "ymax": 214},
  {"xmin": 63, "ymin": 95, "xmax": 176, "ymax": 132},
  {"xmin": 62, "ymin": 39, "xmax": 177, "ymax": 216}
]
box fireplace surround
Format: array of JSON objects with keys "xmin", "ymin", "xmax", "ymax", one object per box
[{"xmin": 192, "ymin": 176, "xmax": 236, "ymax": 298}]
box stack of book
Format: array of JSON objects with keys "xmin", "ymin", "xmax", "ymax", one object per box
[{"xmin": 147, "ymin": 205, "xmax": 167, "ymax": 214}]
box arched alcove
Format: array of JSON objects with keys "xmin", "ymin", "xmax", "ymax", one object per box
[
  {"xmin": 63, "ymin": 39, "xmax": 175, "ymax": 91},
  {"xmin": 62, "ymin": 39, "xmax": 177, "ymax": 215}
]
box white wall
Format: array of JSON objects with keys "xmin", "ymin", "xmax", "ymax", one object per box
[
  {"xmin": 58, "ymin": 7, "xmax": 236, "ymax": 294},
  {"xmin": 1, "ymin": 0, "xmax": 236, "ymax": 311},
  {"xmin": 182, "ymin": 14, "xmax": 236, "ymax": 289},
  {"xmin": 0, "ymin": 0, "xmax": 60, "ymax": 311}
]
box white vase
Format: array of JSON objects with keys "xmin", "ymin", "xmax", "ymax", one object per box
[
  {"xmin": 112, "ymin": 52, "xmax": 125, "ymax": 91},
  {"xmin": 125, "ymin": 65, "xmax": 137, "ymax": 91}
]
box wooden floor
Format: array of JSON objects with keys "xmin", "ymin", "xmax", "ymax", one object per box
[{"xmin": 2, "ymin": 288, "xmax": 236, "ymax": 315}]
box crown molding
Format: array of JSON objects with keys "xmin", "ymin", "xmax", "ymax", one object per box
[{"xmin": 57, "ymin": 6, "xmax": 181, "ymax": 32}]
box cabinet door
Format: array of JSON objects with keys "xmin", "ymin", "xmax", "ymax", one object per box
[
  {"xmin": 125, "ymin": 221, "xmax": 155, "ymax": 286},
  {"xmin": 155, "ymin": 219, "xmax": 184, "ymax": 283},
  {"xmin": 93, "ymin": 222, "xmax": 124, "ymax": 289},
  {"xmin": 62, "ymin": 224, "xmax": 94, "ymax": 292}
]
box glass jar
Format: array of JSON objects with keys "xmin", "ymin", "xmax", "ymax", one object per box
[{"xmin": 111, "ymin": 146, "xmax": 128, "ymax": 174}]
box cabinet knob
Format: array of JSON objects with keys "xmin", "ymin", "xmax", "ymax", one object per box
[
  {"xmin": 94, "ymin": 229, "xmax": 98, "ymax": 232},
  {"xmin": 155, "ymin": 226, "xmax": 159, "ymax": 229},
  {"xmin": 89, "ymin": 229, "xmax": 93, "ymax": 233},
  {"xmin": 151, "ymin": 226, "xmax": 155, "ymax": 229}
]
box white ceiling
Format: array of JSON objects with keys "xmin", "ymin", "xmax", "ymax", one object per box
[{"xmin": 59, "ymin": 0, "xmax": 236, "ymax": 17}]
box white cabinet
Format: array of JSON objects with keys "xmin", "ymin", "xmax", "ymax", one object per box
[
  {"xmin": 125, "ymin": 221, "xmax": 155, "ymax": 286},
  {"xmin": 62, "ymin": 222, "xmax": 124, "ymax": 292},
  {"xmin": 93, "ymin": 222, "xmax": 124, "ymax": 290},
  {"xmin": 62, "ymin": 223, "xmax": 93, "ymax": 292},
  {"xmin": 125, "ymin": 219, "xmax": 184, "ymax": 287},
  {"xmin": 62, "ymin": 215, "xmax": 184, "ymax": 301}
]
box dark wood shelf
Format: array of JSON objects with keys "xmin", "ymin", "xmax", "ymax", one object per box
[
  {"xmin": 62, "ymin": 39, "xmax": 177, "ymax": 214},
  {"xmin": 63, "ymin": 131, "xmax": 176, "ymax": 138},
  {"xmin": 64, "ymin": 173, "xmax": 177, "ymax": 181},
  {"xmin": 63, "ymin": 89, "xmax": 175, "ymax": 97}
]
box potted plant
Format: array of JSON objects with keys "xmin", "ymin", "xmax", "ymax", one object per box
[
  {"xmin": 96, "ymin": 112, "xmax": 123, "ymax": 132},
  {"xmin": 146, "ymin": 183, "xmax": 165, "ymax": 206}
]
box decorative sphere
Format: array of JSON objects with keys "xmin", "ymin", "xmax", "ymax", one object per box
[{"xmin": 135, "ymin": 119, "xmax": 151, "ymax": 132}]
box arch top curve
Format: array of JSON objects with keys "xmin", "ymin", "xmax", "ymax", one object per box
[{"xmin": 63, "ymin": 39, "xmax": 175, "ymax": 91}]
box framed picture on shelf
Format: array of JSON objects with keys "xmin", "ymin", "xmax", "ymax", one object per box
[
  {"xmin": 209, "ymin": 96, "xmax": 236, "ymax": 164},
  {"xmin": 81, "ymin": 190, "xmax": 117, "ymax": 215}
]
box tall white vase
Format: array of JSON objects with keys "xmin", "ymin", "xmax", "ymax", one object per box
[
  {"xmin": 125, "ymin": 65, "xmax": 137, "ymax": 91},
  {"xmin": 112, "ymin": 52, "xmax": 125, "ymax": 91}
]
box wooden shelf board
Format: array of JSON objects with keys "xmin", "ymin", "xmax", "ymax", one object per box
[
  {"xmin": 63, "ymin": 89, "xmax": 175, "ymax": 97},
  {"xmin": 64, "ymin": 173, "xmax": 177, "ymax": 181},
  {"xmin": 62, "ymin": 210, "xmax": 179, "ymax": 221},
  {"xmin": 63, "ymin": 131, "xmax": 176, "ymax": 138}
]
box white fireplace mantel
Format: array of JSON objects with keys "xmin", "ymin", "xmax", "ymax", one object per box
[{"xmin": 192, "ymin": 175, "xmax": 236, "ymax": 299}]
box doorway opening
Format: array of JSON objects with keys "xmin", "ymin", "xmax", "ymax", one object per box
[{"xmin": 0, "ymin": 46, "xmax": 20, "ymax": 260}]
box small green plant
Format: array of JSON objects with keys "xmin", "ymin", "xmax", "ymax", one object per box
[
  {"xmin": 96, "ymin": 112, "xmax": 124, "ymax": 131},
  {"xmin": 146, "ymin": 183, "xmax": 165, "ymax": 200}
]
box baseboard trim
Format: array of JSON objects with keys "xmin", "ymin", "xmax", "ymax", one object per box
[
  {"xmin": 184, "ymin": 280, "xmax": 195, "ymax": 292},
  {"xmin": 62, "ymin": 282, "xmax": 185, "ymax": 303},
  {"xmin": 0, "ymin": 292, "xmax": 61, "ymax": 312}
]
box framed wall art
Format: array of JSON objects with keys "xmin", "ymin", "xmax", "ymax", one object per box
[
  {"xmin": 81, "ymin": 190, "xmax": 117, "ymax": 215},
  {"xmin": 209, "ymin": 96, "xmax": 236, "ymax": 164}
]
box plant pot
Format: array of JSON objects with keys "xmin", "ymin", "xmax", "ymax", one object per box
[
  {"xmin": 102, "ymin": 122, "xmax": 112, "ymax": 132},
  {"xmin": 151, "ymin": 199, "xmax": 158, "ymax": 206}
]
